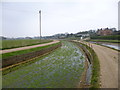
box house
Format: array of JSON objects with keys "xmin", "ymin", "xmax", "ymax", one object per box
[{"xmin": 97, "ymin": 28, "xmax": 113, "ymax": 36}]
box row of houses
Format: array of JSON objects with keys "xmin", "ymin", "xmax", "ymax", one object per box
[
  {"xmin": 97, "ymin": 28, "xmax": 116, "ymax": 36},
  {"xmin": 45, "ymin": 27, "xmax": 118, "ymax": 39},
  {"xmin": 1, "ymin": 27, "xmax": 118, "ymax": 40},
  {"xmin": 76, "ymin": 28, "xmax": 118, "ymax": 37}
]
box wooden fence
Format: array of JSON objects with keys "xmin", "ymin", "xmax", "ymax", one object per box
[{"xmin": 2, "ymin": 43, "xmax": 61, "ymax": 68}]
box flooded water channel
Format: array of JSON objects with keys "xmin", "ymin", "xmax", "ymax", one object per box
[
  {"xmin": 90, "ymin": 41, "xmax": 120, "ymax": 50},
  {"xmin": 101, "ymin": 43, "xmax": 120, "ymax": 50},
  {"xmin": 2, "ymin": 41, "xmax": 86, "ymax": 88}
]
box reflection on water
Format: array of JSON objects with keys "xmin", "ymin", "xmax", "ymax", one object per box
[
  {"xmin": 86, "ymin": 64, "xmax": 92, "ymax": 85},
  {"xmin": 90, "ymin": 41, "xmax": 120, "ymax": 50},
  {"xmin": 101, "ymin": 44, "xmax": 120, "ymax": 50}
]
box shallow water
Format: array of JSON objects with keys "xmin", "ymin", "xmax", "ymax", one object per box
[
  {"xmin": 101, "ymin": 44, "xmax": 120, "ymax": 50},
  {"xmin": 90, "ymin": 41, "xmax": 120, "ymax": 50},
  {"xmin": 2, "ymin": 41, "xmax": 86, "ymax": 88},
  {"xmin": 86, "ymin": 64, "xmax": 92, "ymax": 85}
]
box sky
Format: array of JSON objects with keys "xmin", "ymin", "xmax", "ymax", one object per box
[{"xmin": 1, "ymin": 0, "xmax": 119, "ymax": 38}]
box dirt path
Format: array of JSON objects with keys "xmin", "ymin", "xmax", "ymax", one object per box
[
  {"xmin": 1, "ymin": 40, "xmax": 59, "ymax": 54},
  {"xmin": 82, "ymin": 41, "xmax": 118, "ymax": 88}
]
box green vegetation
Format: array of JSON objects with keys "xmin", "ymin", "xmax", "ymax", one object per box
[
  {"xmin": 90, "ymin": 35, "xmax": 120, "ymax": 40},
  {"xmin": 2, "ymin": 41, "xmax": 85, "ymax": 88},
  {"xmin": 1, "ymin": 39, "xmax": 53, "ymax": 50},
  {"xmin": 2, "ymin": 46, "xmax": 60, "ymax": 75},
  {"xmin": 2, "ymin": 42, "xmax": 60, "ymax": 59},
  {"xmin": 79, "ymin": 42, "xmax": 100, "ymax": 88},
  {"xmin": 0, "ymin": 71, "xmax": 1, "ymax": 90},
  {"xmin": 88, "ymin": 39, "xmax": 120, "ymax": 43}
]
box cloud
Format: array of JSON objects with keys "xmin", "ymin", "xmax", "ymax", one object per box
[{"xmin": 1, "ymin": 0, "xmax": 119, "ymax": 37}]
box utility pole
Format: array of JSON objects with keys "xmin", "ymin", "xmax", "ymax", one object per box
[{"xmin": 39, "ymin": 10, "xmax": 41, "ymax": 42}]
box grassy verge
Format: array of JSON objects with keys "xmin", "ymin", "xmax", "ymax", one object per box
[
  {"xmin": 78, "ymin": 42, "xmax": 100, "ymax": 88},
  {"xmin": 2, "ymin": 42, "xmax": 60, "ymax": 59},
  {"xmin": 88, "ymin": 39, "xmax": 120, "ymax": 43},
  {"xmin": 1, "ymin": 39, "xmax": 53, "ymax": 50}
]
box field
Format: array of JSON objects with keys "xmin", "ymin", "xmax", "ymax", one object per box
[
  {"xmin": 2, "ymin": 41, "xmax": 85, "ymax": 88},
  {"xmin": 1, "ymin": 39, "xmax": 53, "ymax": 50}
]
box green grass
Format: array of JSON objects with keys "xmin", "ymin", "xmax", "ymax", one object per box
[
  {"xmin": 2, "ymin": 41, "xmax": 85, "ymax": 88},
  {"xmin": 78, "ymin": 42, "xmax": 100, "ymax": 88},
  {"xmin": 2, "ymin": 42, "xmax": 60, "ymax": 59},
  {"xmin": 1, "ymin": 39, "xmax": 53, "ymax": 50},
  {"xmin": 2, "ymin": 46, "xmax": 60, "ymax": 75},
  {"xmin": 90, "ymin": 35, "xmax": 120, "ymax": 40},
  {"xmin": 88, "ymin": 39, "xmax": 120, "ymax": 43},
  {"xmin": 0, "ymin": 71, "xmax": 1, "ymax": 90}
]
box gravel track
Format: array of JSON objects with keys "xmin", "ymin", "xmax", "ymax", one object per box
[
  {"xmin": 82, "ymin": 41, "xmax": 118, "ymax": 88},
  {"xmin": 91, "ymin": 43, "xmax": 118, "ymax": 88}
]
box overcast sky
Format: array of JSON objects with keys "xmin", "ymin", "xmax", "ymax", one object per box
[{"xmin": 1, "ymin": 0, "xmax": 119, "ymax": 38}]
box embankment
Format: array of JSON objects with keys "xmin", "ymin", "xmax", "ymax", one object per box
[{"xmin": 71, "ymin": 40, "xmax": 100, "ymax": 88}]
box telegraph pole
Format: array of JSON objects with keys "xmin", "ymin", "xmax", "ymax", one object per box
[{"xmin": 39, "ymin": 10, "xmax": 41, "ymax": 42}]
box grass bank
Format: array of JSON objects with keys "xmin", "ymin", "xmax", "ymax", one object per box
[
  {"xmin": 1, "ymin": 39, "xmax": 53, "ymax": 50},
  {"xmin": 2, "ymin": 42, "xmax": 60, "ymax": 59},
  {"xmin": 78, "ymin": 42, "xmax": 100, "ymax": 88}
]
